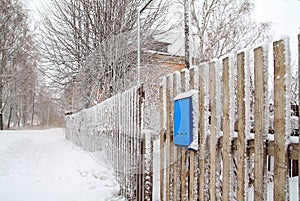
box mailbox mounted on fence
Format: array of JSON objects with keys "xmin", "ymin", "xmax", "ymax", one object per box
[{"xmin": 173, "ymin": 90, "xmax": 198, "ymax": 150}]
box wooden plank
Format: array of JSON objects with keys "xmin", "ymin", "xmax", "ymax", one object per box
[
  {"xmin": 298, "ymin": 34, "xmax": 300, "ymax": 201},
  {"xmin": 180, "ymin": 70, "xmax": 187, "ymax": 201},
  {"xmin": 168, "ymin": 74, "xmax": 175, "ymax": 200},
  {"xmin": 132, "ymin": 91, "xmax": 137, "ymax": 200},
  {"xmin": 198, "ymin": 64, "xmax": 206, "ymax": 201},
  {"xmin": 254, "ymin": 47, "xmax": 268, "ymax": 201},
  {"xmin": 172, "ymin": 73, "xmax": 179, "ymax": 200},
  {"xmin": 159, "ymin": 83, "xmax": 165, "ymax": 201},
  {"xmin": 139, "ymin": 86, "xmax": 146, "ymax": 201},
  {"xmin": 222, "ymin": 57, "xmax": 231, "ymax": 201},
  {"xmin": 236, "ymin": 52, "xmax": 246, "ymax": 201},
  {"xmin": 165, "ymin": 76, "xmax": 171, "ymax": 201},
  {"xmin": 209, "ymin": 62, "xmax": 217, "ymax": 201},
  {"xmin": 148, "ymin": 135, "xmax": 154, "ymax": 201},
  {"xmin": 189, "ymin": 68, "xmax": 195, "ymax": 201},
  {"xmin": 273, "ymin": 40, "xmax": 289, "ymax": 201}
]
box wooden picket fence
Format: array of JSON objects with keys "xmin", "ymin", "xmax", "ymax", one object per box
[
  {"xmin": 159, "ymin": 36, "xmax": 300, "ymax": 200},
  {"xmin": 65, "ymin": 85, "xmax": 152, "ymax": 200},
  {"xmin": 65, "ymin": 35, "xmax": 300, "ymax": 201}
]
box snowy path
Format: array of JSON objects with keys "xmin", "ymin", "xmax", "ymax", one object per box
[{"xmin": 0, "ymin": 128, "xmax": 122, "ymax": 201}]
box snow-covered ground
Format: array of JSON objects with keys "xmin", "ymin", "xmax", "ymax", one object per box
[{"xmin": 0, "ymin": 128, "xmax": 123, "ymax": 201}]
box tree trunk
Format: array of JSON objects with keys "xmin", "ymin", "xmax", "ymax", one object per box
[
  {"xmin": 7, "ymin": 106, "xmax": 13, "ymax": 129},
  {"xmin": 0, "ymin": 78, "xmax": 3, "ymax": 130},
  {"xmin": 31, "ymin": 90, "xmax": 35, "ymax": 126}
]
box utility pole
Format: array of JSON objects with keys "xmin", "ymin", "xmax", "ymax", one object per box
[{"xmin": 184, "ymin": 0, "xmax": 191, "ymax": 69}]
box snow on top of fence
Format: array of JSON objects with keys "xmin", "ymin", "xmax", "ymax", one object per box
[{"xmin": 174, "ymin": 90, "xmax": 198, "ymax": 100}]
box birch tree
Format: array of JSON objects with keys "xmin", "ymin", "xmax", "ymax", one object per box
[
  {"xmin": 0, "ymin": 0, "xmax": 39, "ymax": 129},
  {"xmin": 186, "ymin": 0, "xmax": 270, "ymax": 62}
]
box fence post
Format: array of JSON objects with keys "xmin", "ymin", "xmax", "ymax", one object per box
[{"xmin": 273, "ymin": 39, "xmax": 290, "ymax": 201}]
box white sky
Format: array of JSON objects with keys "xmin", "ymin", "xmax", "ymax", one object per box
[
  {"xmin": 24, "ymin": 0, "xmax": 300, "ymax": 37},
  {"xmin": 24, "ymin": 0, "xmax": 300, "ymax": 59},
  {"xmin": 254, "ymin": 0, "xmax": 300, "ymax": 37}
]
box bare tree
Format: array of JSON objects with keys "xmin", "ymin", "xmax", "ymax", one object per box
[
  {"xmin": 0, "ymin": 0, "xmax": 39, "ymax": 129},
  {"xmin": 186, "ymin": 0, "xmax": 270, "ymax": 62},
  {"xmin": 39, "ymin": 0, "xmax": 176, "ymax": 111}
]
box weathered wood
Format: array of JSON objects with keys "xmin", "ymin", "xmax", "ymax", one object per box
[
  {"xmin": 236, "ymin": 52, "xmax": 246, "ymax": 201},
  {"xmin": 298, "ymin": 34, "xmax": 300, "ymax": 201},
  {"xmin": 189, "ymin": 68, "xmax": 195, "ymax": 201},
  {"xmin": 254, "ymin": 47, "xmax": 268, "ymax": 201},
  {"xmin": 209, "ymin": 62, "xmax": 217, "ymax": 201},
  {"xmin": 165, "ymin": 76, "xmax": 171, "ymax": 201},
  {"xmin": 273, "ymin": 40, "xmax": 289, "ymax": 201},
  {"xmin": 172, "ymin": 73, "xmax": 180, "ymax": 200},
  {"xmin": 159, "ymin": 84, "xmax": 165, "ymax": 201},
  {"xmin": 180, "ymin": 70, "xmax": 187, "ymax": 201},
  {"xmin": 222, "ymin": 57, "xmax": 231, "ymax": 201},
  {"xmin": 198, "ymin": 64, "xmax": 206, "ymax": 201}
]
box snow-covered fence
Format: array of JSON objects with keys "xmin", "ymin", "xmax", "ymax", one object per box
[
  {"xmin": 159, "ymin": 36, "xmax": 300, "ymax": 200},
  {"xmin": 65, "ymin": 85, "xmax": 154, "ymax": 200}
]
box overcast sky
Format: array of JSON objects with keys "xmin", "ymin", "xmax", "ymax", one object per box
[
  {"xmin": 24, "ymin": 0, "xmax": 300, "ymax": 58},
  {"xmin": 253, "ymin": 0, "xmax": 300, "ymax": 63},
  {"xmin": 254, "ymin": 0, "xmax": 300, "ymax": 36}
]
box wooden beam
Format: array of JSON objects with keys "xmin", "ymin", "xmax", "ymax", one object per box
[
  {"xmin": 222, "ymin": 57, "xmax": 231, "ymax": 201},
  {"xmin": 254, "ymin": 47, "xmax": 268, "ymax": 201},
  {"xmin": 273, "ymin": 40, "xmax": 289, "ymax": 201},
  {"xmin": 209, "ymin": 62, "xmax": 217, "ymax": 201},
  {"xmin": 236, "ymin": 52, "xmax": 246, "ymax": 201}
]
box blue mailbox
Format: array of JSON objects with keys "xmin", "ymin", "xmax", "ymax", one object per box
[{"xmin": 174, "ymin": 95, "xmax": 193, "ymax": 147}]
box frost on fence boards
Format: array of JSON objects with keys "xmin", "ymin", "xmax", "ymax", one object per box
[
  {"xmin": 159, "ymin": 37, "xmax": 299, "ymax": 201},
  {"xmin": 64, "ymin": 85, "xmax": 150, "ymax": 200}
]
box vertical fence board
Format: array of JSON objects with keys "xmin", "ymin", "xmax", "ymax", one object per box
[
  {"xmin": 133, "ymin": 90, "xmax": 137, "ymax": 200},
  {"xmin": 136, "ymin": 88, "xmax": 141, "ymax": 201},
  {"xmin": 209, "ymin": 62, "xmax": 217, "ymax": 201},
  {"xmin": 180, "ymin": 70, "xmax": 187, "ymax": 201},
  {"xmin": 165, "ymin": 76, "xmax": 171, "ymax": 201},
  {"xmin": 254, "ymin": 47, "xmax": 268, "ymax": 201},
  {"xmin": 273, "ymin": 40, "xmax": 289, "ymax": 201},
  {"xmin": 169, "ymin": 76, "xmax": 175, "ymax": 200},
  {"xmin": 198, "ymin": 64, "xmax": 206, "ymax": 201},
  {"xmin": 222, "ymin": 57, "xmax": 231, "ymax": 201},
  {"xmin": 159, "ymin": 83, "xmax": 165, "ymax": 201},
  {"xmin": 172, "ymin": 73, "xmax": 179, "ymax": 200},
  {"xmin": 236, "ymin": 52, "xmax": 246, "ymax": 201},
  {"xmin": 298, "ymin": 34, "xmax": 300, "ymax": 201},
  {"xmin": 189, "ymin": 68, "xmax": 195, "ymax": 201}
]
